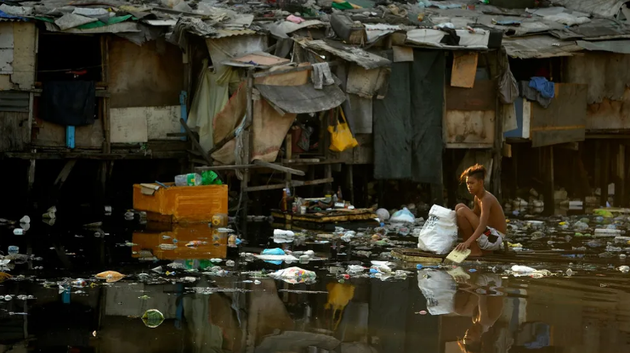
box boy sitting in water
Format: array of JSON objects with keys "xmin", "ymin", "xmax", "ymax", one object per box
[{"xmin": 454, "ymin": 164, "xmax": 506, "ymax": 256}]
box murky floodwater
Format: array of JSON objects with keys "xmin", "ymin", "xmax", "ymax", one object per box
[{"xmin": 1, "ymin": 216, "xmax": 630, "ymax": 353}]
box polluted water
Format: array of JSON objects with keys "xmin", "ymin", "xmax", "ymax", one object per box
[{"xmin": 0, "ymin": 210, "xmax": 630, "ymax": 352}]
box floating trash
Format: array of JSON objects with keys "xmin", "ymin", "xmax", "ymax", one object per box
[
  {"xmin": 95, "ymin": 271, "xmax": 125, "ymax": 283},
  {"xmin": 142, "ymin": 309, "xmax": 165, "ymax": 328}
]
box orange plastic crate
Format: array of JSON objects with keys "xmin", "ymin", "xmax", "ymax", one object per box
[{"xmin": 132, "ymin": 184, "xmax": 228, "ymax": 223}]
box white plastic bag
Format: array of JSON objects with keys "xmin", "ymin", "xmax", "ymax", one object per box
[
  {"xmin": 417, "ymin": 269, "xmax": 457, "ymax": 315},
  {"xmin": 390, "ymin": 207, "xmax": 415, "ymax": 223},
  {"xmin": 417, "ymin": 205, "xmax": 458, "ymax": 254}
]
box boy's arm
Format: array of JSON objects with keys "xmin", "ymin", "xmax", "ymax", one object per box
[{"xmin": 456, "ymin": 197, "xmax": 491, "ymax": 251}]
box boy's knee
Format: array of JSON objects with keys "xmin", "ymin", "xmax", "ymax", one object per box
[{"xmin": 456, "ymin": 207, "xmax": 467, "ymax": 217}]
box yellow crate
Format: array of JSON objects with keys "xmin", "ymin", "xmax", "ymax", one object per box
[{"xmin": 132, "ymin": 183, "xmax": 228, "ymax": 223}]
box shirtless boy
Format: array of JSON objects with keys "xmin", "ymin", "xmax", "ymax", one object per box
[{"xmin": 454, "ymin": 164, "xmax": 507, "ymax": 256}]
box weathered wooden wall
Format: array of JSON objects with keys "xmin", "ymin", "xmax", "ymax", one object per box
[
  {"xmin": 584, "ymin": 87, "xmax": 630, "ymax": 131},
  {"xmin": 530, "ymin": 83, "xmax": 587, "ymax": 147},
  {"xmin": 566, "ymin": 53, "xmax": 630, "ymax": 132},
  {"xmin": 0, "ymin": 21, "xmax": 36, "ymax": 91},
  {"xmin": 0, "ymin": 111, "xmax": 29, "ymax": 151},
  {"xmin": 109, "ymin": 37, "xmax": 184, "ymax": 108},
  {"xmin": 444, "ymin": 80, "xmax": 497, "ymax": 148}
]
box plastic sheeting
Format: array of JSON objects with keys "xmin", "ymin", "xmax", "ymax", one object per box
[
  {"xmin": 373, "ymin": 50, "xmax": 444, "ymax": 184},
  {"xmin": 211, "ymin": 70, "xmax": 309, "ymax": 165},
  {"xmin": 187, "ymin": 59, "xmax": 240, "ymax": 152}
]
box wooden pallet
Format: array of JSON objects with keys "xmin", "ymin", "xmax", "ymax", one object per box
[{"xmin": 391, "ymin": 248, "xmax": 621, "ymax": 266}]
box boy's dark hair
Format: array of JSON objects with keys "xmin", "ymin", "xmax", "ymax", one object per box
[{"xmin": 460, "ymin": 164, "xmax": 486, "ymax": 184}]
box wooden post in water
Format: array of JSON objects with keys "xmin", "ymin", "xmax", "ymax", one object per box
[
  {"xmin": 601, "ymin": 141, "xmax": 610, "ymax": 207},
  {"xmin": 240, "ymin": 69, "xmax": 254, "ymax": 236},
  {"xmin": 27, "ymin": 151, "xmax": 36, "ymax": 210},
  {"xmin": 543, "ymin": 145, "xmax": 555, "ymax": 216}
]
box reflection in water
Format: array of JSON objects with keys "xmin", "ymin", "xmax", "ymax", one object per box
[{"xmin": 1, "ymin": 222, "xmax": 630, "ymax": 352}]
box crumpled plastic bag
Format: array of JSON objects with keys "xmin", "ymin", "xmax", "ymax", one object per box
[
  {"xmin": 273, "ymin": 229, "xmax": 295, "ymax": 244},
  {"xmin": 269, "ymin": 267, "xmax": 316, "ymax": 284},
  {"xmin": 390, "ymin": 207, "xmax": 415, "ymax": 223}
]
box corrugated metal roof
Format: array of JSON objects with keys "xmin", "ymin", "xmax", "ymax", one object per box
[
  {"xmin": 213, "ymin": 29, "xmax": 256, "ymax": 39},
  {"xmin": 503, "ymin": 35, "xmax": 583, "ymax": 59},
  {"xmin": 577, "ymin": 40, "xmax": 630, "ymax": 54},
  {"xmin": 296, "ymin": 38, "xmax": 391, "ymax": 70}
]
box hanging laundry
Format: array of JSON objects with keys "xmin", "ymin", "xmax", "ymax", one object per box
[
  {"xmin": 41, "ymin": 81, "xmax": 95, "ymax": 126},
  {"xmin": 311, "ymin": 62, "xmax": 334, "ymax": 90},
  {"xmin": 529, "ymin": 77, "xmax": 555, "ymax": 98}
]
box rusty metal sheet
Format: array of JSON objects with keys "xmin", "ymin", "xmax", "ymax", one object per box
[
  {"xmin": 585, "ymin": 87, "xmax": 630, "ymax": 131},
  {"xmin": 446, "ymin": 80, "xmax": 496, "ymax": 111},
  {"xmin": 530, "ymin": 83, "xmax": 587, "ymax": 147},
  {"xmin": 444, "ymin": 110, "xmax": 495, "ymax": 148}
]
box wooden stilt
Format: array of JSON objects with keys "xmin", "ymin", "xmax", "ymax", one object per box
[
  {"xmin": 543, "ymin": 146, "xmax": 555, "ymax": 216},
  {"xmin": 27, "ymin": 154, "xmax": 36, "ymax": 210},
  {"xmin": 241, "ymin": 69, "xmax": 254, "ymax": 236},
  {"xmin": 348, "ymin": 164, "xmax": 355, "ymax": 206},
  {"xmin": 617, "ymin": 143, "xmax": 625, "ymax": 207},
  {"xmin": 54, "ymin": 160, "xmax": 77, "ymax": 188},
  {"xmin": 601, "ymin": 142, "xmax": 610, "ymax": 207}
]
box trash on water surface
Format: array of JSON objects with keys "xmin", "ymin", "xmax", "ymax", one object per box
[
  {"xmin": 95, "ymin": 270, "xmax": 125, "ymax": 283},
  {"xmin": 269, "ymin": 267, "xmax": 316, "ymax": 284},
  {"xmin": 273, "ymin": 229, "xmax": 295, "ymax": 243},
  {"xmin": 509, "ymin": 265, "xmax": 551, "ymax": 278},
  {"xmin": 159, "ymin": 243, "xmax": 178, "ymax": 250},
  {"xmin": 619, "ymin": 265, "xmax": 630, "ymax": 273},
  {"xmin": 142, "ymin": 309, "xmax": 165, "ymax": 328}
]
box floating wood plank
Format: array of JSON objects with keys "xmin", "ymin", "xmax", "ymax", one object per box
[{"xmin": 451, "ymin": 52, "xmax": 478, "ymax": 88}]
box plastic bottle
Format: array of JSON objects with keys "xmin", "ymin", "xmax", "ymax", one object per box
[
  {"xmin": 174, "ymin": 173, "xmax": 202, "ymax": 186},
  {"xmin": 211, "ymin": 214, "xmax": 228, "ymax": 227},
  {"xmin": 13, "ymin": 229, "xmax": 24, "ymax": 235},
  {"xmin": 594, "ymin": 229, "xmax": 624, "ymax": 237},
  {"xmin": 8, "ymin": 245, "xmax": 19, "ymax": 255}
]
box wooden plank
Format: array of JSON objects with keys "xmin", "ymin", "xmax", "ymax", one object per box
[
  {"xmin": 180, "ymin": 118, "xmax": 212, "ymax": 165},
  {"xmin": 3, "ymin": 151, "xmax": 187, "ymax": 160},
  {"xmin": 206, "ymin": 121, "xmax": 252, "ymax": 156},
  {"xmin": 245, "ymin": 177, "xmax": 334, "ymax": 192},
  {"xmin": 450, "ymin": 52, "xmax": 478, "ymax": 88},
  {"xmin": 253, "ymin": 159, "xmax": 305, "ymax": 176},
  {"xmin": 543, "ymin": 145, "xmax": 555, "ymax": 216},
  {"xmin": 445, "ymin": 80, "xmax": 496, "ymax": 111},
  {"xmin": 54, "ymin": 160, "xmax": 77, "ymax": 187},
  {"xmin": 392, "ymin": 46, "xmax": 413, "ymax": 62},
  {"xmin": 0, "ymin": 111, "xmax": 29, "ymax": 152},
  {"xmin": 531, "ymin": 83, "xmax": 587, "ymax": 147}
]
